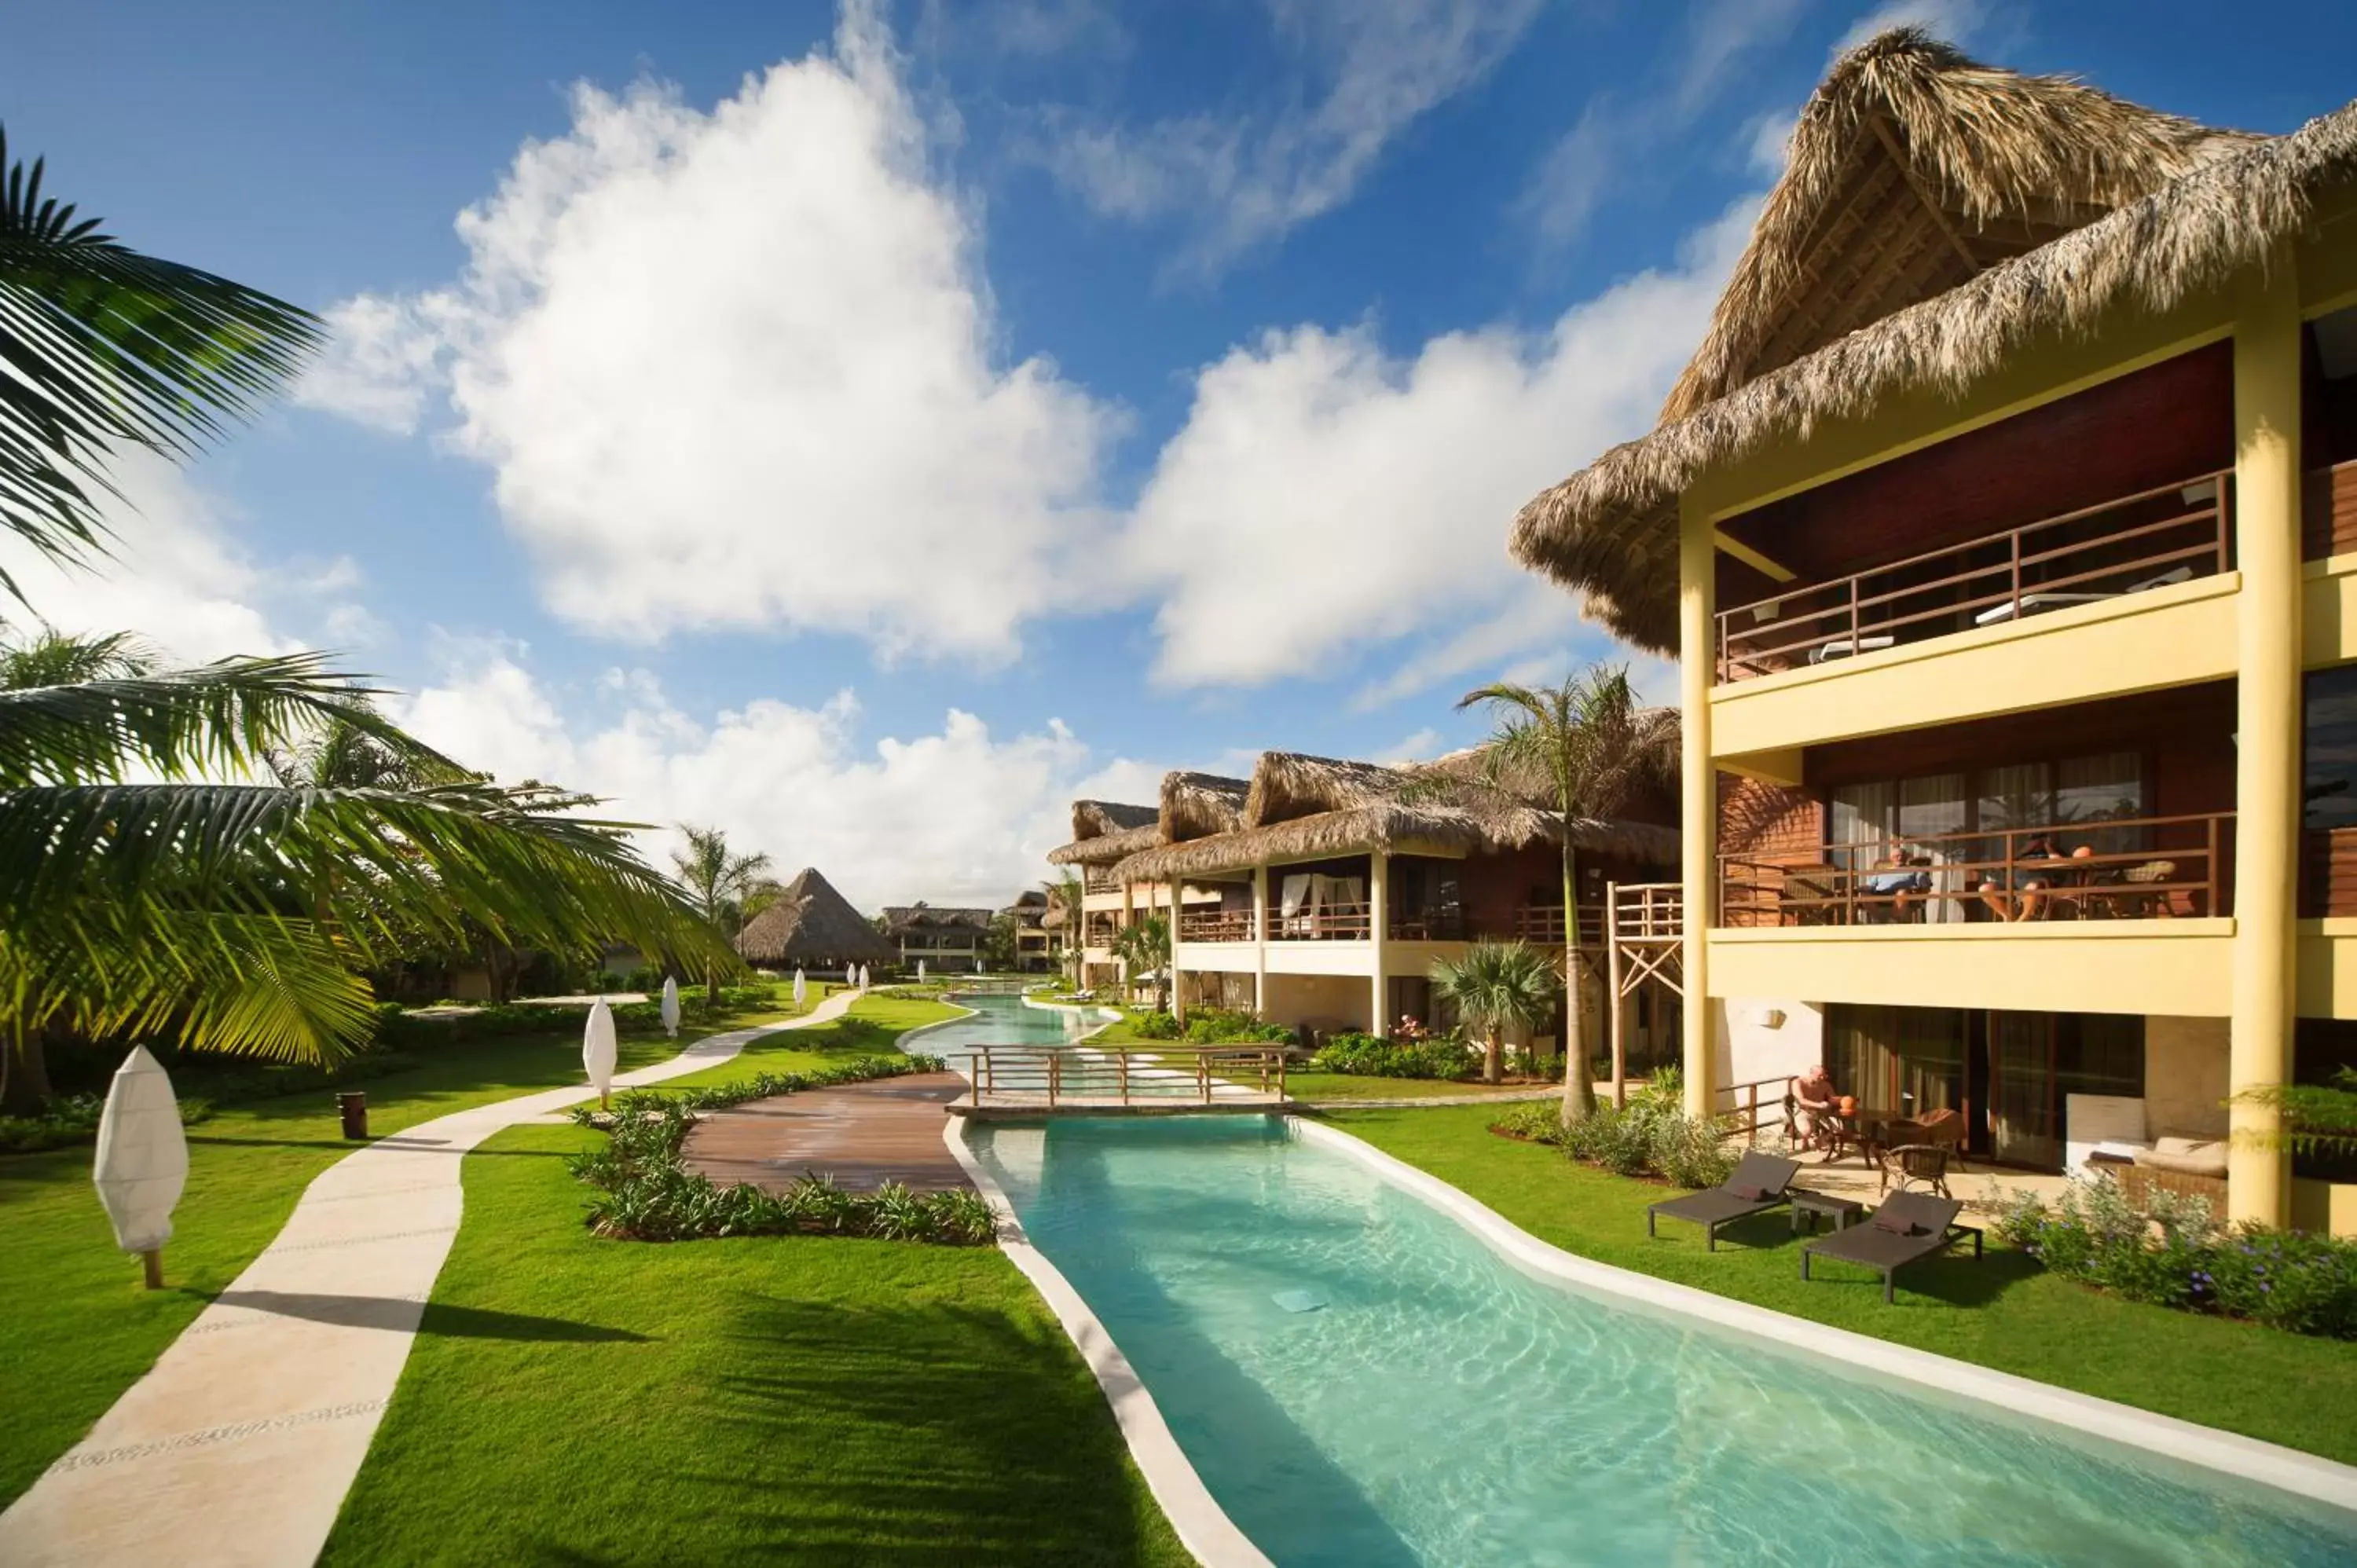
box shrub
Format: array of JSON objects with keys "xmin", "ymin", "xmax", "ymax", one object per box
[
  {"xmin": 1989, "ymin": 1175, "xmax": 2357, "ymax": 1339},
  {"xmin": 1513, "ymin": 1095, "xmax": 1734, "ymax": 1188},
  {"xmin": 1130, "ymin": 1010, "xmax": 1182, "ymax": 1040},
  {"xmin": 1488, "ymin": 1101, "xmax": 1567, "ymax": 1146},
  {"xmin": 0, "ymin": 1092, "xmax": 216, "ymax": 1156},
  {"xmin": 1310, "ymin": 1031, "xmax": 1473, "ymax": 1080},
  {"xmin": 566, "ymin": 1054, "xmax": 992, "ymax": 1245}
]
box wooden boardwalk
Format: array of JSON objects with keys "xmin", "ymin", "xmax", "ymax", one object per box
[{"xmin": 680, "ymin": 1072, "xmax": 973, "ymax": 1194}]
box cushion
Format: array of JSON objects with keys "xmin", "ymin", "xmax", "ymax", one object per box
[
  {"xmin": 2154, "ymin": 1135, "xmax": 2205, "ymax": 1156},
  {"xmin": 1872, "ymin": 1212, "xmax": 1920, "ymax": 1236},
  {"xmin": 1729, "ymin": 1184, "xmax": 1771, "ymax": 1201},
  {"xmin": 2136, "ymin": 1143, "xmax": 2228, "ymax": 1178}
]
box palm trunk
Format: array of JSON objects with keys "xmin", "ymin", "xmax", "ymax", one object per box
[
  {"xmin": 2, "ymin": 1022, "xmax": 56, "ymax": 1116},
  {"xmin": 1560, "ymin": 837, "xmax": 1596, "ymax": 1125},
  {"xmin": 1484, "ymin": 1026, "xmax": 1503, "ymax": 1085}
]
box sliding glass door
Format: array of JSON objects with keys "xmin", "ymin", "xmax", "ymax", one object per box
[{"xmin": 1824, "ymin": 1004, "xmax": 1966, "ymax": 1119}]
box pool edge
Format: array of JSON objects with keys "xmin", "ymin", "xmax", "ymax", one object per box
[
  {"xmin": 1294, "ymin": 1116, "xmax": 2357, "ymax": 1521},
  {"xmin": 941, "ymin": 1117, "xmax": 1274, "ymax": 1568}
]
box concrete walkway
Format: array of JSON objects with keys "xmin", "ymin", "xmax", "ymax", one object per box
[{"xmin": 0, "ymin": 989, "xmax": 863, "ymax": 1568}]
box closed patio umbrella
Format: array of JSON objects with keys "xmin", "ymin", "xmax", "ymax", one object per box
[
  {"xmin": 660, "ymin": 975, "xmax": 680, "ymax": 1039},
  {"xmin": 583, "ymin": 998, "xmax": 619, "ymax": 1108},
  {"xmin": 793, "ymin": 968, "xmax": 808, "ymax": 1010},
  {"xmin": 918, "ymin": 959, "xmax": 927, "ymax": 982},
  {"xmin": 92, "ymin": 1046, "xmax": 188, "ymax": 1289}
]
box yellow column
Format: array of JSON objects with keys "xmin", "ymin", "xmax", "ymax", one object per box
[
  {"xmin": 2230, "ymin": 266, "xmax": 2303, "ymax": 1229},
  {"xmin": 1252, "ymin": 863, "xmax": 1270, "ymax": 1018},
  {"xmin": 1680, "ymin": 490, "xmax": 1718, "ymax": 1123},
  {"xmin": 1369, "ymin": 852, "xmax": 1391, "ymax": 1035}
]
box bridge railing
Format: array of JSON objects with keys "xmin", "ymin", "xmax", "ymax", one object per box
[{"xmin": 964, "ymin": 1045, "xmax": 1288, "ymax": 1108}]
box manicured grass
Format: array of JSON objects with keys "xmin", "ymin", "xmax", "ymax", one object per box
[
  {"xmin": 1284, "ymin": 1072, "xmax": 1548, "ymax": 1102},
  {"xmin": 321, "ymin": 1121, "xmax": 1190, "ymax": 1566},
  {"xmin": 656, "ymin": 995, "xmax": 961, "ymax": 1090},
  {"xmin": 0, "ymin": 984, "xmax": 845, "ymax": 1508},
  {"xmin": 1327, "ymin": 1104, "xmax": 2357, "ymax": 1464}
]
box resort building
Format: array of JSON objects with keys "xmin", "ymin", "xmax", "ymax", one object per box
[
  {"xmin": 1509, "ymin": 30, "xmax": 2357, "ymax": 1232},
  {"xmin": 878, "ymin": 902, "xmax": 993, "ymax": 973},
  {"xmin": 1001, "ymin": 889, "xmax": 1055, "ymax": 973},
  {"xmin": 1047, "ymin": 797, "xmax": 1200, "ymax": 996},
  {"xmin": 1090, "ymin": 753, "xmax": 1678, "ymax": 1046}
]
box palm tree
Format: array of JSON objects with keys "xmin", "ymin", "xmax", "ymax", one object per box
[
  {"xmin": 1455, "ymin": 665, "xmax": 1679, "ymax": 1121},
  {"xmin": 669, "ymin": 825, "xmax": 771, "ymax": 1003},
  {"xmin": 1112, "ymin": 913, "xmax": 1171, "ymax": 1011},
  {"xmin": 1430, "ymin": 940, "xmax": 1558, "ymax": 1085},
  {"xmin": 0, "ymin": 632, "xmax": 729, "ymax": 1113},
  {"xmin": 1041, "ymin": 874, "xmax": 1084, "ymax": 984},
  {"xmin": 1, "ymin": 127, "xmax": 321, "ymax": 593}
]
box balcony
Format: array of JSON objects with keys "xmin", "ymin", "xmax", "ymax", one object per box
[
  {"xmin": 1714, "ymin": 472, "xmax": 2232, "ymax": 683},
  {"xmin": 1083, "ymin": 868, "xmax": 1120, "ymax": 895},
  {"xmin": 1178, "ymin": 908, "xmax": 1255, "ymax": 943},
  {"xmin": 1721, "ymin": 811, "xmax": 2232, "ymax": 928}
]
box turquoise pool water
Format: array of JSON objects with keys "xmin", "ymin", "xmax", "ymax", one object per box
[
  {"xmin": 920, "ymin": 991, "xmax": 1091, "ymax": 1057},
  {"xmin": 967, "ymin": 1116, "xmax": 2357, "ymax": 1568}
]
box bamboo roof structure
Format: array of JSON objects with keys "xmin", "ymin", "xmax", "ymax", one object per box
[
  {"xmin": 1046, "ymin": 799, "xmax": 1161, "ymax": 866},
  {"xmin": 733, "ymin": 866, "xmax": 896, "ymax": 967},
  {"xmin": 1508, "ymin": 27, "xmax": 2330, "ymax": 654},
  {"xmin": 1160, "ymin": 771, "xmax": 1251, "ymax": 842}
]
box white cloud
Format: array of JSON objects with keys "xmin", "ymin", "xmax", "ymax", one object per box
[
  {"xmin": 1125, "ymin": 196, "xmax": 1757, "ymax": 690},
  {"xmin": 302, "ymin": 2, "xmax": 1120, "ymax": 661},
  {"xmin": 1518, "ymin": 0, "xmax": 1803, "ymax": 255},
  {"xmin": 0, "ymin": 452, "xmax": 372, "ymax": 664},
  {"xmin": 1836, "ymin": 0, "xmax": 1983, "ymax": 56},
  {"xmin": 1043, "ymin": 0, "xmax": 1543, "ymax": 279},
  {"xmin": 1350, "ymin": 579, "xmax": 1573, "ymax": 710},
  {"xmin": 390, "ymin": 641, "xmax": 1167, "ymax": 910},
  {"xmin": 1380, "ymin": 727, "xmax": 1442, "ymax": 764}
]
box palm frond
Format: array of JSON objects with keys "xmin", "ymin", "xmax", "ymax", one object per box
[{"xmin": 0, "ymin": 126, "xmax": 324, "ymax": 594}]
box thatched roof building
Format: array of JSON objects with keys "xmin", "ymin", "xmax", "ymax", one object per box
[
  {"xmin": 1111, "ymin": 750, "xmax": 1678, "ymax": 882},
  {"xmin": 734, "ymin": 866, "xmax": 896, "ymax": 969},
  {"xmin": 879, "ymin": 903, "xmax": 995, "ymax": 936},
  {"xmin": 1507, "ymin": 27, "xmax": 2330, "ymax": 653},
  {"xmin": 1160, "ymin": 771, "xmax": 1251, "ymax": 842},
  {"xmin": 1045, "ymin": 799, "xmax": 1160, "ymax": 866}
]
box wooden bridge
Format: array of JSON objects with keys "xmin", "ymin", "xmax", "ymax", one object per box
[{"xmin": 947, "ymin": 1044, "xmax": 1292, "ymax": 1118}]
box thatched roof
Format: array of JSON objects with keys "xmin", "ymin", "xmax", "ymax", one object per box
[
  {"xmin": 1160, "ymin": 771, "xmax": 1250, "ymax": 841},
  {"xmin": 1508, "ymin": 27, "xmax": 2317, "ymax": 654},
  {"xmin": 1046, "ymin": 799, "xmax": 1160, "ymax": 866},
  {"xmin": 880, "ymin": 903, "xmax": 994, "ymax": 934},
  {"xmin": 1110, "ymin": 750, "xmax": 1678, "ymax": 882},
  {"xmin": 734, "ymin": 867, "xmax": 896, "ymax": 967}
]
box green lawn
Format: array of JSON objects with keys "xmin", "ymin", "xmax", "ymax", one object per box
[
  {"xmin": 657, "ymin": 995, "xmax": 959, "ymax": 1091},
  {"xmin": 1284, "ymin": 1072, "xmax": 1548, "ymax": 1102},
  {"xmin": 1327, "ymin": 1104, "xmax": 2357, "ymax": 1464},
  {"xmin": 0, "ymin": 985, "xmax": 856, "ymax": 1508},
  {"xmin": 321, "ymin": 1125, "xmax": 1188, "ymax": 1564}
]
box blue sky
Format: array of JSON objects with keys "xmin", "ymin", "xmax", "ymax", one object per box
[{"xmin": 5, "ymin": 0, "xmax": 2352, "ymax": 907}]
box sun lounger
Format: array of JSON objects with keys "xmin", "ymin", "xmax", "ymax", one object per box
[
  {"xmin": 1809, "ymin": 634, "xmax": 1896, "ymax": 663},
  {"xmin": 1646, "ymin": 1152, "xmax": 1802, "ymax": 1251},
  {"xmin": 1799, "ymin": 1189, "xmax": 1982, "ymax": 1302}
]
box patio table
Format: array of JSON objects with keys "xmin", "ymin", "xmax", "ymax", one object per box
[{"xmin": 1788, "ymin": 1188, "xmax": 1864, "ymax": 1234}]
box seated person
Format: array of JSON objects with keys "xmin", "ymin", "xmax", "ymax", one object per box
[
  {"xmin": 1976, "ymin": 832, "xmax": 2070, "ymax": 922},
  {"xmin": 1790, "ymin": 1063, "xmax": 1838, "ymax": 1149},
  {"xmin": 1860, "ymin": 848, "xmax": 1933, "ymax": 922}
]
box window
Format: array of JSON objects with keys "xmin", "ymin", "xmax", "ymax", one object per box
[{"xmin": 2304, "ymin": 666, "xmax": 2357, "ymax": 832}]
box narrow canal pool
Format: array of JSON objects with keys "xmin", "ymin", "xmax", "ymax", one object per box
[{"xmin": 966, "ymin": 1115, "xmax": 2357, "ymax": 1568}]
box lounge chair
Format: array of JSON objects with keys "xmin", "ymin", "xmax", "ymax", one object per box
[
  {"xmin": 1646, "ymin": 1152, "xmax": 1802, "ymax": 1251},
  {"xmin": 1800, "ymin": 1190, "xmax": 1982, "ymax": 1303}
]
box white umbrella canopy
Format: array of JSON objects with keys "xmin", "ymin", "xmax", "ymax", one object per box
[
  {"xmin": 793, "ymin": 969, "xmax": 808, "ymax": 1010},
  {"xmin": 93, "ymin": 1046, "xmax": 188, "ymax": 1289},
  {"xmin": 918, "ymin": 959, "xmax": 927, "ymax": 982},
  {"xmin": 973, "ymin": 958, "xmax": 983, "ymax": 975},
  {"xmin": 583, "ymin": 998, "xmax": 619, "ymax": 1108},
  {"xmin": 660, "ymin": 976, "xmax": 681, "ymax": 1039}
]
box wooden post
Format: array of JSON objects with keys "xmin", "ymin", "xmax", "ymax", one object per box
[
  {"xmin": 1118, "ymin": 1052, "xmax": 1129, "ymax": 1106},
  {"xmin": 141, "ymin": 1248, "xmax": 163, "ymax": 1291},
  {"xmin": 1605, "ymin": 881, "xmax": 1628, "ymax": 1108},
  {"xmin": 1048, "ymin": 1051, "xmax": 1061, "ymax": 1109}
]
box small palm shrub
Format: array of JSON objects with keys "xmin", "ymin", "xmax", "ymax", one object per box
[{"xmin": 1988, "ymin": 1176, "xmax": 2357, "ymax": 1338}]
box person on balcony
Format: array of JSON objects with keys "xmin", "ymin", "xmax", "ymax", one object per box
[
  {"xmin": 1976, "ymin": 833, "xmax": 2095, "ymax": 921},
  {"xmin": 1860, "ymin": 848, "xmax": 1933, "ymax": 923}
]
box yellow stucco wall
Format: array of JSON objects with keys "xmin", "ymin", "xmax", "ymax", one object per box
[
  {"xmin": 1707, "ymin": 922, "xmax": 2235, "ymax": 1017},
  {"xmin": 1709, "ymin": 573, "xmax": 2240, "ymax": 757}
]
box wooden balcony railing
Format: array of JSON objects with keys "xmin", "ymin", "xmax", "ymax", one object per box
[
  {"xmin": 2304, "ymin": 458, "xmax": 2357, "ymax": 561},
  {"xmin": 1508, "ymin": 903, "xmax": 1607, "ymax": 947},
  {"xmin": 1178, "ymin": 908, "xmax": 1255, "ymax": 943},
  {"xmin": 1715, "ymin": 471, "xmax": 2234, "ymax": 683},
  {"xmin": 1083, "ymin": 869, "xmax": 1120, "ymax": 895},
  {"xmin": 1720, "ymin": 811, "xmax": 2233, "ymax": 928},
  {"xmin": 1609, "ymin": 882, "xmax": 1684, "ymax": 941}
]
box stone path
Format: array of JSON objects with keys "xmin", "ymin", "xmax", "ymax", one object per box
[
  {"xmin": 681, "ymin": 1071, "xmax": 973, "ymax": 1193},
  {"xmin": 0, "ymin": 989, "xmax": 863, "ymax": 1568}
]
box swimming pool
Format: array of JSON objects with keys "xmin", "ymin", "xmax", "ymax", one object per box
[{"xmin": 964, "ymin": 1115, "xmax": 2357, "ymax": 1568}]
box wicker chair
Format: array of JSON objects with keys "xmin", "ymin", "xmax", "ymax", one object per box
[{"xmin": 1879, "ymin": 1143, "xmax": 1953, "ymax": 1198}]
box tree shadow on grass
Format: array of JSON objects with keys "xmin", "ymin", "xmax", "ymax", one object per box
[
  {"xmin": 183, "ymin": 1134, "xmax": 574, "ymax": 1156},
  {"xmin": 640, "ymin": 1295, "xmax": 1217, "ymax": 1566},
  {"xmin": 214, "ymin": 1289, "xmax": 648, "ymax": 1342}
]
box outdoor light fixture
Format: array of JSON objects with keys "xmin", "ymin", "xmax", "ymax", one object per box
[
  {"xmin": 92, "ymin": 1047, "xmax": 188, "ymax": 1291},
  {"xmin": 660, "ymin": 975, "xmax": 680, "ymax": 1039},
  {"xmin": 583, "ymin": 998, "xmax": 619, "ymax": 1108}
]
